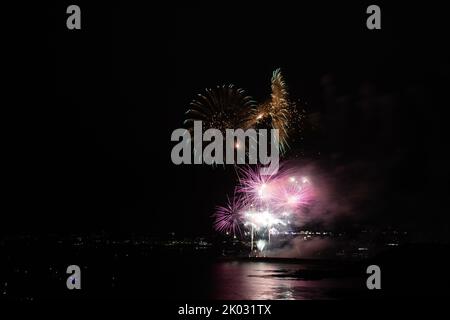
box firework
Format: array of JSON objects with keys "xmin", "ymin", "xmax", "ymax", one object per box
[
  {"xmin": 235, "ymin": 165, "xmax": 279, "ymax": 204},
  {"xmin": 184, "ymin": 85, "xmax": 256, "ymax": 133},
  {"xmin": 184, "ymin": 71, "xmax": 313, "ymax": 252},
  {"xmin": 243, "ymin": 209, "xmax": 286, "ymax": 231},
  {"xmin": 212, "ymin": 192, "xmax": 245, "ymax": 236},
  {"xmin": 214, "ymin": 163, "xmax": 316, "ymax": 253},
  {"xmin": 235, "ymin": 164, "xmax": 313, "ymax": 210},
  {"xmin": 271, "ymin": 173, "xmax": 314, "ymax": 211},
  {"xmin": 247, "ymin": 69, "xmax": 304, "ymax": 154},
  {"xmin": 256, "ymin": 240, "xmax": 267, "ymax": 252},
  {"xmin": 184, "ymin": 69, "xmax": 305, "ymax": 156},
  {"xmin": 251, "ymin": 69, "xmax": 290, "ymax": 140}
]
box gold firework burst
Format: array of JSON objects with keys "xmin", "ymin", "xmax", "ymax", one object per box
[
  {"xmin": 249, "ymin": 69, "xmax": 293, "ymax": 153},
  {"xmin": 184, "ymin": 85, "xmax": 256, "ymax": 133},
  {"xmin": 184, "ymin": 69, "xmax": 305, "ymax": 154}
]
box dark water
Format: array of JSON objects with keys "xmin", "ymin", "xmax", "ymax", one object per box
[
  {"xmin": 3, "ymin": 242, "xmax": 449, "ymax": 299},
  {"xmin": 1, "ymin": 244, "xmax": 366, "ymax": 299},
  {"xmin": 208, "ymin": 260, "xmax": 366, "ymax": 300}
]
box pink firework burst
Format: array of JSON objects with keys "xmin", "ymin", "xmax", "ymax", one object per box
[
  {"xmin": 236, "ymin": 164, "xmax": 314, "ymax": 212},
  {"xmin": 235, "ymin": 165, "xmax": 281, "ymax": 204},
  {"xmin": 272, "ymin": 174, "xmax": 314, "ymax": 211},
  {"xmin": 213, "ymin": 163, "xmax": 317, "ymax": 240},
  {"xmin": 212, "ymin": 192, "xmax": 245, "ymax": 236}
]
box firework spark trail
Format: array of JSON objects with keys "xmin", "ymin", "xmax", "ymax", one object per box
[{"xmin": 251, "ymin": 69, "xmax": 291, "ymax": 153}]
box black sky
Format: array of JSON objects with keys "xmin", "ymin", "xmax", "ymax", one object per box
[{"xmin": 4, "ymin": 2, "xmax": 450, "ymax": 238}]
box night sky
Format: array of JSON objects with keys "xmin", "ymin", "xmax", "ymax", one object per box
[{"xmin": 5, "ymin": 2, "xmax": 449, "ymax": 238}]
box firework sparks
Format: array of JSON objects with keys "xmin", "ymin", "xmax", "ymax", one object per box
[
  {"xmin": 236, "ymin": 165, "xmax": 278, "ymax": 204},
  {"xmin": 256, "ymin": 240, "xmax": 266, "ymax": 252},
  {"xmin": 184, "ymin": 85, "xmax": 256, "ymax": 133},
  {"xmin": 272, "ymin": 174, "xmax": 314, "ymax": 210},
  {"xmin": 246, "ymin": 69, "xmax": 305, "ymax": 154},
  {"xmin": 243, "ymin": 210, "xmax": 285, "ymax": 231},
  {"xmin": 214, "ymin": 163, "xmax": 316, "ymax": 253},
  {"xmin": 252, "ymin": 69, "xmax": 290, "ymax": 152},
  {"xmin": 184, "ymin": 71, "xmax": 313, "ymax": 252},
  {"xmin": 212, "ymin": 192, "xmax": 245, "ymax": 236},
  {"xmin": 184, "ymin": 69, "xmax": 305, "ymax": 155}
]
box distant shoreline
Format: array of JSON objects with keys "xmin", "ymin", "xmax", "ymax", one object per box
[{"xmin": 216, "ymin": 256, "xmax": 360, "ymax": 264}]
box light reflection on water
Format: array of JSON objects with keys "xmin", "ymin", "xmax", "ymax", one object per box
[{"xmin": 211, "ymin": 261, "xmax": 362, "ymax": 300}]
